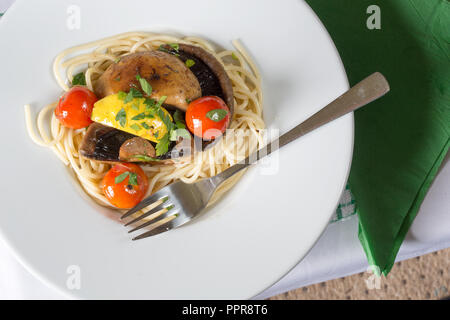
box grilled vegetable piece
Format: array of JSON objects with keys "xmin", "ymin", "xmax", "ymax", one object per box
[
  {"xmin": 94, "ymin": 51, "xmax": 201, "ymax": 111},
  {"xmin": 119, "ymin": 137, "xmax": 156, "ymax": 162},
  {"xmin": 91, "ymin": 93, "xmax": 172, "ymax": 143}
]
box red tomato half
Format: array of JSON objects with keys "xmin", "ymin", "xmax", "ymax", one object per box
[
  {"xmin": 55, "ymin": 86, "xmax": 97, "ymax": 129},
  {"xmin": 185, "ymin": 96, "xmax": 230, "ymax": 140},
  {"xmin": 102, "ymin": 163, "xmax": 149, "ymax": 209}
]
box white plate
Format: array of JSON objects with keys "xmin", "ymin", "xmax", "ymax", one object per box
[{"xmin": 0, "ymin": 0, "xmax": 352, "ymax": 299}]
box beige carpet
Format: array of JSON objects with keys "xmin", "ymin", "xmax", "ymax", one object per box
[{"xmin": 269, "ymin": 247, "xmax": 449, "ymax": 300}]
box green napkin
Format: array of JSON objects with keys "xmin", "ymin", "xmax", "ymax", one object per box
[{"xmin": 306, "ymin": 0, "xmax": 450, "ymax": 275}]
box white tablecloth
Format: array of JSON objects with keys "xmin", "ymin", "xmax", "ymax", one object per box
[{"xmin": 0, "ymin": 0, "xmax": 449, "ymax": 299}]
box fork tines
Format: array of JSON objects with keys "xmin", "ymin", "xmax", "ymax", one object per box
[{"xmin": 121, "ymin": 195, "xmax": 178, "ymax": 240}]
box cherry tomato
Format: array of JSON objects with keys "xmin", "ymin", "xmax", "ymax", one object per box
[
  {"xmin": 55, "ymin": 86, "xmax": 98, "ymax": 129},
  {"xmin": 101, "ymin": 163, "xmax": 149, "ymax": 209},
  {"xmin": 185, "ymin": 96, "xmax": 230, "ymax": 140}
]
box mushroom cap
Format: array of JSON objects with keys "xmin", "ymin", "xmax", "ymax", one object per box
[{"xmin": 94, "ymin": 51, "xmax": 201, "ymax": 111}]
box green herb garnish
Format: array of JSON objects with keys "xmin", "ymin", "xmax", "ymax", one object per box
[
  {"xmin": 114, "ymin": 57, "xmax": 121, "ymax": 63},
  {"xmin": 114, "ymin": 76, "xmax": 121, "ymax": 82},
  {"xmin": 155, "ymin": 95, "xmax": 167, "ymax": 108},
  {"xmin": 130, "ymin": 124, "xmax": 141, "ymax": 131},
  {"xmin": 185, "ymin": 59, "xmax": 195, "ymax": 68},
  {"xmin": 115, "ymin": 108, "xmax": 127, "ymax": 127},
  {"xmin": 117, "ymin": 91, "xmax": 127, "ymax": 100},
  {"xmin": 124, "ymin": 87, "xmax": 143, "ymax": 104},
  {"xmin": 155, "ymin": 133, "xmax": 170, "ymax": 156},
  {"xmin": 128, "ymin": 172, "xmax": 138, "ymax": 186},
  {"xmin": 231, "ymin": 52, "xmax": 239, "ymax": 60},
  {"xmin": 133, "ymin": 155, "xmax": 160, "ymax": 162},
  {"xmin": 136, "ymin": 74, "xmax": 152, "ymax": 96},
  {"xmin": 186, "ymin": 98, "xmax": 192, "ymax": 104},
  {"xmin": 115, "ymin": 171, "xmax": 129, "ymax": 184},
  {"xmin": 141, "ymin": 122, "xmax": 151, "ymax": 130},
  {"xmin": 131, "ymin": 101, "xmax": 140, "ymax": 110},
  {"xmin": 131, "ymin": 112, "xmax": 146, "ymax": 121},
  {"xmin": 72, "ymin": 72, "xmax": 86, "ymax": 86},
  {"xmin": 158, "ymin": 44, "xmax": 180, "ymax": 56},
  {"xmin": 206, "ymin": 109, "xmax": 228, "ymax": 122},
  {"xmin": 169, "ymin": 43, "xmax": 179, "ymax": 51},
  {"xmin": 173, "ymin": 110, "xmax": 186, "ymax": 129}
]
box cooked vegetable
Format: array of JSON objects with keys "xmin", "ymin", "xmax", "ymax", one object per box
[
  {"xmin": 55, "ymin": 86, "xmax": 98, "ymax": 129},
  {"xmin": 185, "ymin": 96, "xmax": 230, "ymax": 140},
  {"xmin": 91, "ymin": 93, "xmax": 172, "ymax": 143},
  {"xmin": 72, "ymin": 72, "xmax": 86, "ymax": 86},
  {"xmin": 102, "ymin": 163, "xmax": 149, "ymax": 209},
  {"xmin": 119, "ymin": 137, "xmax": 156, "ymax": 162},
  {"xmin": 93, "ymin": 51, "xmax": 201, "ymax": 111}
]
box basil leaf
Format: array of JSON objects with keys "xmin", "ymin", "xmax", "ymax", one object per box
[
  {"xmin": 130, "ymin": 124, "xmax": 141, "ymax": 131},
  {"xmin": 128, "ymin": 172, "xmax": 138, "ymax": 186},
  {"xmin": 136, "ymin": 74, "xmax": 152, "ymax": 96},
  {"xmin": 155, "ymin": 133, "xmax": 170, "ymax": 156},
  {"xmin": 114, "ymin": 171, "xmax": 129, "ymax": 184},
  {"xmin": 72, "ymin": 72, "xmax": 86, "ymax": 86},
  {"xmin": 206, "ymin": 109, "xmax": 228, "ymax": 122},
  {"xmin": 115, "ymin": 108, "xmax": 127, "ymax": 127},
  {"xmin": 185, "ymin": 59, "xmax": 195, "ymax": 68},
  {"xmin": 131, "ymin": 112, "xmax": 145, "ymax": 121}
]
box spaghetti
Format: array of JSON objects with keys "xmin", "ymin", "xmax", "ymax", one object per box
[{"xmin": 25, "ymin": 32, "xmax": 264, "ymax": 210}]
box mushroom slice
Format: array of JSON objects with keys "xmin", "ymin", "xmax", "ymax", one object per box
[
  {"xmin": 119, "ymin": 137, "xmax": 156, "ymax": 162},
  {"xmin": 94, "ymin": 51, "xmax": 201, "ymax": 110},
  {"xmin": 178, "ymin": 44, "xmax": 234, "ymax": 116}
]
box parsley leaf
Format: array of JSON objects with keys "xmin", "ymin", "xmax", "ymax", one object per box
[
  {"xmin": 155, "ymin": 95, "xmax": 167, "ymax": 108},
  {"xmin": 155, "ymin": 133, "xmax": 170, "ymax": 156},
  {"xmin": 115, "ymin": 108, "xmax": 127, "ymax": 127},
  {"xmin": 136, "ymin": 74, "xmax": 152, "ymax": 96},
  {"xmin": 117, "ymin": 91, "xmax": 127, "ymax": 100},
  {"xmin": 72, "ymin": 72, "xmax": 86, "ymax": 86},
  {"xmin": 173, "ymin": 110, "xmax": 186, "ymax": 129},
  {"xmin": 130, "ymin": 124, "xmax": 141, "ymax": 131},
  {"xmin": 131, "ymin": 101, "xmax": 140, "ymax": 110},
  {"xmin": 114, "ymin": 76, "xmax": 121, "ymax": 82},
  {"xmin": 128, "ymin": 172, "xmax": 138, "ymax": 186},
  {"xmin": 133, "ymin": 155, "xmax": 160, "ymax": 162},
  {"xmin": 206, "ymin": 109, "xmax": 228, "ymax": 122},
  {"xmin": 124, "ymin": 87, "xmax": 143, "ymax": 104},
  {"xmin": 131, "ymin": 112, "xmax": 146, "ymax": 121},
  {"xmin": 141, "ymin": 122, "xmax": 151, "ymax": 130},
  {"xmin": 185, "ymin": 59, "xmax": 195, "ymax": 68},
  {"xmin": 231, "ymin": 52, "xmax": 239, "ymax": 60},
  {"xmin": 169, "ymin": 43, "xmax": 179, "ymax": 51},
  {"xmin": 115, "ymin": 171, "xmax": 129, "ymax": 184}
]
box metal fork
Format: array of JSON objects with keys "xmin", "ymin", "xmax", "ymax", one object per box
[{"xmin": 121, "ymin": 72, "xmax": 390, "ymax": 240}]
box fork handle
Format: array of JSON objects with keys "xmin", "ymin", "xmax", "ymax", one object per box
[{"xmin": 210, "ymin": 72, "xmax": 390, "ymax": 187}]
